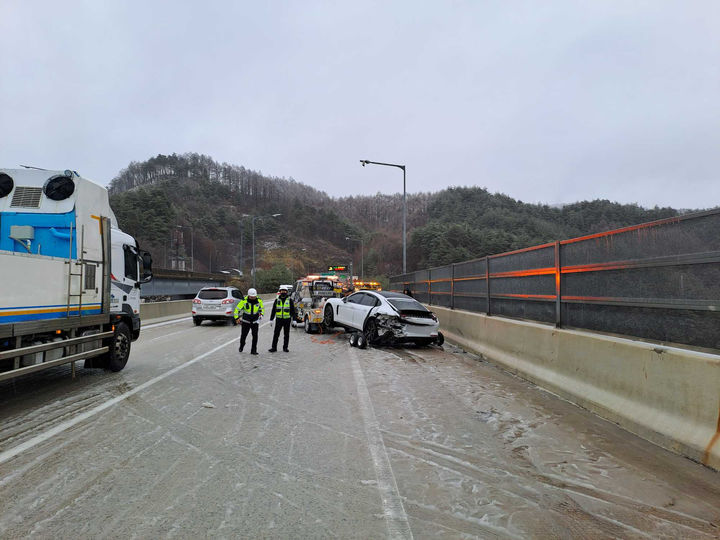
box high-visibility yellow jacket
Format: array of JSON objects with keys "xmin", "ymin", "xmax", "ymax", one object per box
[
  {"xmin": 270, "ymin": 296, "xmax": 296, "ymax": 320},
  {"xmin": 234, "ymin": 297, "xmax": 264, "ymax": 323}
]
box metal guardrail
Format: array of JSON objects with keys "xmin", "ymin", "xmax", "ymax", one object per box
[
  {"xmin": 391, "ymin": 208, "xmax": 720, "ymax": 351},
  {"xmin": 0, "ymin": 331, "xmax": 113, "ymax": 382}
]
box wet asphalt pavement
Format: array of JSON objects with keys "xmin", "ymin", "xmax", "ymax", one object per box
[{"xmin": 1, "ymin": 317, "xmax": 720, "ymax": 539}]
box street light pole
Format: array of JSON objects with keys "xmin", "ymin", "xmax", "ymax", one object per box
[
  {"xmin": 239, "ymin": 220, "xmax": 244, "ymax": 276},
  {"xmin": 361, "ymin": 237, "xmax": 364, "ymax": 280},
  {"xmin": 175, "ymin": 225, "xmax": 194, "ymax": 272},
  {"xmin": 346, "ymin": 236, "xmax": 365, "ymax": 280},
  {"xmin": 250, "ymin": 213, "xmax": 282, "ymax": 289},
  {"xmin": 252, "ymin": 216, "xmax": 257, "ymax": 288},
  {"xmin": 360, "ymin": 160, "xmax": 406, "ymax": 274}
]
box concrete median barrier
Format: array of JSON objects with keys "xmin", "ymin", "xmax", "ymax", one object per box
[
  {"xmin": 433, "ymin": 306, "xmax": 720, "ymax": 471},
  {"xmin": 140, "ymin": 294, "xmax": 278, "ymax": 323},
  {"xmin": 140, "ymin": 300, "xmax": 192, "ymax": 321}
]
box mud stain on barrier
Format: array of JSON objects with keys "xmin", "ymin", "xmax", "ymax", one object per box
[{"xmin": 702, "ymin": 403, "xmax": 720, "ymax": 466}]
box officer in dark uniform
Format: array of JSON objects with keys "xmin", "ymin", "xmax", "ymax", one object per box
[{"xmin": 268, "ymin": 285, "xmax": 296, "ymax": 353}]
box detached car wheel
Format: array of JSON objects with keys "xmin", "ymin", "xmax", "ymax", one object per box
[
  {"xmin": 349, "ymin": 333, "xmax": 359, "ymax": 347},
  {"xmin": 357, "ymin": 334, "xmax": 368, "ymax": 349}
]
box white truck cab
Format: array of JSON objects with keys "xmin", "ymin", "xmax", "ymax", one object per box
[{"xmin": 0, "ymin": 167, "xmax": 152, "ymax": 380}]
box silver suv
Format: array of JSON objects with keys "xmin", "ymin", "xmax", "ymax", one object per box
[{"xmin": 192, "ymin": 286, "xmax": 244, "ymax": 326}]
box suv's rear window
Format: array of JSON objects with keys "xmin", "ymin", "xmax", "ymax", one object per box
[
  {"xmin": 198, "ymin": 289, "xmax": 228, "ymax": 300},
  {"xmin": 387, "ymin": 298, "xmax": 427, "ymax": 312}
]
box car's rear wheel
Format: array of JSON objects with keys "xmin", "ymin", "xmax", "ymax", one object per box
[
  {"xmin": 193, "ymin": 317, "xmax": 202, "ymax": 326},
  {"xmin": 324, "ymin": 305, "xmax": 335, "ymax": 330},
  {"xmin": 436, "ymin": 331, "xmax": 445, "ymax": 346},
  {"xmin": 364, "ymin": 318, "xmax": 379, "ymax": 346}
]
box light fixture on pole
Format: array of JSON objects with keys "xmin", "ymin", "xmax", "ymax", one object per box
[
  {"xmin": 250, "ymin": 213, "xmax": 282, "ymax": 289},
  {"xmin": 360, "ymin": 159, "xmax": 406, "ymax": 274},
  {"xmin": 345, "ymin": 236, "xmax": 365, "ymax": 280}
]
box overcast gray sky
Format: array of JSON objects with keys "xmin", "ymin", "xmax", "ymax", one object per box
[{"xmin": 1, "ymin": 1, "xmax": 718, "ymax": 209}]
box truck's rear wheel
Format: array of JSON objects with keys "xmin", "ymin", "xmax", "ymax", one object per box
[
  {"xmin": 324, "ymin": 305, "xmax": 334, "ymax": 330},
  {"xmin": 107, "ymin": 322, "xmax": 131, "ymax": 372}
]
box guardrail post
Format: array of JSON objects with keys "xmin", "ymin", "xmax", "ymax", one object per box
[
  {"xmin": 486, "ymin": 256, "xmax": 491, "ymax": 316},
  {"xmin": 450, "ymin": 263, "xmax": 455, "ymax": 310},
  {"xmin": 428, "ymin": 271, "xmax": 432, "ymax": 306},
  {"xmin": 555, "ymin": 241, "xmax": 561, "ymax": 327}
]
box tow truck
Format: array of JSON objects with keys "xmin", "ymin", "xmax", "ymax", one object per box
[{"xmin": 291, "ymin": 275, "xmax": 337, "ymax": 333}]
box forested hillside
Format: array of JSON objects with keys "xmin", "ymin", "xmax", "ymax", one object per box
[
  {"xmin": 108, "ymin": 153, "xmax": 682, "ymax": 282},
  {"xmin": 410, "ymin": 187, "xmax": 678, "ymax": 268}
]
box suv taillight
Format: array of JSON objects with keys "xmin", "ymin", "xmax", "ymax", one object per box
[
  {"xmin": 221, "ymin": 298, "xmax": 234, "ymax": 304},
  {"xmin": 193, "ymin": 298, "xmax": 202, "ymax": 304}
]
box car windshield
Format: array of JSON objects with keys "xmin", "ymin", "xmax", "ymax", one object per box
[
  {"xmin": 386, "ymin": 298, "xmax": 427, "ymax": 312},
  {"xmin": 198, "ymin": 289, "xmax": 227, "ymax": 300}
]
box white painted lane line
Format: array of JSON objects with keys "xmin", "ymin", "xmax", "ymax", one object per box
[
  {"xmin": 348, "ymin": 346, "xmax": 413, "ymax": 540},
  {"xmin": 147, "ymin": 328, "xmax": 187, "ymax": 343},
  {"xmin": 0, "ymin": 321, "xmax": 270, "ymax": 466},
  {"xmin": 143, "ymin": 317, "xmax": 192, "ymax": 329}
]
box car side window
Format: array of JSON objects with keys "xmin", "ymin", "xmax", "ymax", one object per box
[
  {"xmin": 360, "ymin": 294, "xmax": 377, "ymax": 306},
  {"xmin": 232, "ymin": 290, "xmax": 242, "ymax": 299},
  {"xmin": 346, "ymin": 293, "xmax": 363, "ymax": 304}
]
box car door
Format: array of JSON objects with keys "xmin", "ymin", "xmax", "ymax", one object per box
[
  {"xmin": 337, "ymin": 293, "xmax": 362, "ymax": 327},
  {"xmin": 354, "ymin": 293, "xmax": 378, "ymax": 328},
  {"xmin": 231, "ymin": 288, "xmax": 243, "ymax": 311}
]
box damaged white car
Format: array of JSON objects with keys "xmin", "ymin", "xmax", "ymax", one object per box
[{"xmin": 324, "ymin": 291, "xmax": 444, "ymax": 347}]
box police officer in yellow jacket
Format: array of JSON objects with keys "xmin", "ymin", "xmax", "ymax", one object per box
[
  {"xmin": 234, "ymin": 288, "xmax": 264, "ymax": 355},
  {"xmin": 268, "ymin": 285, "xmax": 296, "ymax": 353}
]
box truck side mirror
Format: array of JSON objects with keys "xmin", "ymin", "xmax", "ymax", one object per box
[{"xmin": 140, "ymin": 251, "xmax": 153, "ymax": 283}]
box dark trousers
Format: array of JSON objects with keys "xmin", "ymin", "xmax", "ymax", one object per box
[
  {"xmin": 271, "ymin": 318, "xmax": 291, "ymax": 350},
  {"xmin": 239, "ymin": 321, "xmax": 258, "ymax": 353}
]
